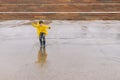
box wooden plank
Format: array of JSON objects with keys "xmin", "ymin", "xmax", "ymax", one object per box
[
  {"xmin": 0, "ymin": 0, "xmax": 120, "ymax": 4},
  {"xmin": 0, "ymin": 3, "xmax": 120, "ymax": 12},
  {"xmin": 0, "ymin": 13, "xmax": 119, "ymax": 20}
]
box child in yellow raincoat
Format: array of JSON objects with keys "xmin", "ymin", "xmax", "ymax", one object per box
[{"xmin": 32, "ymin": 21, "xmax": 51, "ymax": 48}]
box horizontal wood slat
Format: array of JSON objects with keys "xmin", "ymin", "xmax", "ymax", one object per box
[
  {"xmin": 0, "ymin": 13, "xmax": 119, "ymax": 20},
  {"xmin": 0, "ymin": 0, "xmax": 120, "ymax": 4},
  {"xmin": 0, "ymin": 4, "xmax": 120, "ymax": 12}
]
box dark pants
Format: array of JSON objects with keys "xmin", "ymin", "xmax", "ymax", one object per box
[{"xmin": 39, "ymin": 33, "xmax": 46, "ymax": 47}]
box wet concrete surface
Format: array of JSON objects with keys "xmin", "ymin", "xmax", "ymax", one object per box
[{"xmin": 0, "ymin": 20, "xmax": 120, "ymax": 80}]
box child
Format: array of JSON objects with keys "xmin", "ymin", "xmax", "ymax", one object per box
[{"xmin": 32, "ymin": 21, "xmax": 51, "ymax": 48}]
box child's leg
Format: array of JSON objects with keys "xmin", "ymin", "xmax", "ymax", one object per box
[
  {"xmin": 39, "ymin": 33, "xmax": 43, "ymax": 47},
  {"xmin": 43, "ymin": 33, "xmax": 46, "ymax": 47}
]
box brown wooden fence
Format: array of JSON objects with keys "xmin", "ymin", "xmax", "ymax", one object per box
[{"xmin": 0, "ymin": 0, "xmax": 120, "ymax": 20}]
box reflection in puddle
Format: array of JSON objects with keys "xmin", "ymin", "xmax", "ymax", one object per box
[{"xmin": 36, "ymin": 47, "xmax": 47, "ymax": 67}]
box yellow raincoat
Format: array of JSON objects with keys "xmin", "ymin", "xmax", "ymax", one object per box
[{"xmin": 32, "ymin": 22, "xmax": 49, "ymax": 36}]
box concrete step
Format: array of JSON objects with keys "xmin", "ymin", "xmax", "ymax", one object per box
[
  {"xmin": 0, "ymin": 3, "xmax": 120, "ymax": 12},
  {"xmin": 0, "ymin": 0, "xmax": 120, "ymax": 4},
  {"xmin": 0, "ymin": 13, "xmax": 119, "ymax": 20}
]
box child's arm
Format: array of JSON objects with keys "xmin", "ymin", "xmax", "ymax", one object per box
[
  {"xmin": 32, "ymin": 22, "xmax": 39, "ymax": 28},
  {"xmin": 45, "ymin": 25, "xmax": 51, "ymax": 29},
  {"xmin": 32, "ymin": 22, "xmax": 37, "ymax": 28}
]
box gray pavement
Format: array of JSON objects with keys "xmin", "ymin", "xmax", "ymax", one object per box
[{"xmin": 0, "ymin": 20, "xmax": 120, "ymax": 80}]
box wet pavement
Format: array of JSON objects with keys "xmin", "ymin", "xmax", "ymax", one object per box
[{"xmin": 0, "ymin": 20, "xmax": 120, "ymax": 80}]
